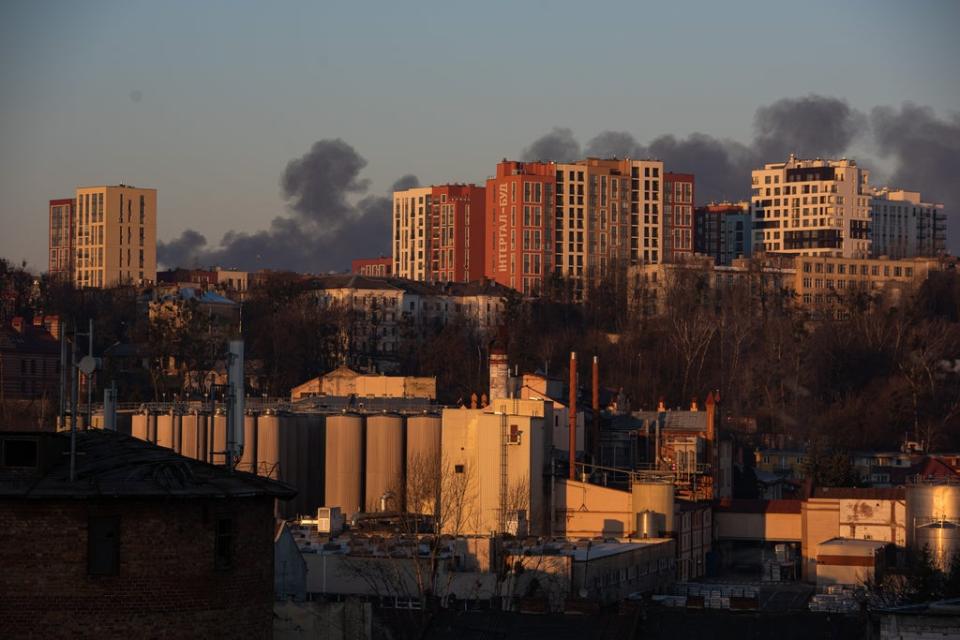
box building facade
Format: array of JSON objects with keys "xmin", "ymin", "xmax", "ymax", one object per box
[
  {"xmin": 752, "ymin": 156, "xmax": 871, "ymax": 258},
  {"xmin": 793, "ymin": 255, "xmax": 940, "ymax": 308},
  {"xmin": 351, "ymin": 256, "xmax": 392, "ymax": 277},
  {"xmin": 74, "ymin": 184, "xmax": 157, "ymax": 288},
  {"xmin": 694, "ymin": 201, "xmax": 752, "ymax": 265},
  {"xmin": 393, "ymin": 185, "xmax": 485, "ymax": 284},
  {"xmin": 663, "ymin": 172, "xmax": 695, "ymax": 263},
  {"xmin": 869, "ymin": 188, "xmax": 947, "ymax": 258},
  {"xmin": 485, "ymin": 161, "xmax": 556, "ymax": 295},
  {"xmin": 48, "ymin": 198, "xmax": 75, "ymax": 281}
]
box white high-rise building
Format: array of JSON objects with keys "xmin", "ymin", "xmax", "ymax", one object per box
[
  {"xmin": 391, "ymin": 187, "xmax": 432, "ymax": 281},
  {"xmin": 870, "ymin": 188, "xmax": 946, "ymax": 258},
  {"xmin": 751, "ymin": 156, "xmax": 871, "ymax": 258}
]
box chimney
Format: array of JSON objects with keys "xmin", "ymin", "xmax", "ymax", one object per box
[
  {"xmin": 706, "ymin": 391, "xmax": 717, "ymax": 497},
  {"xmin": 656, "ymin": 397, "xmax": 666, "ymax": 413},
  {"xmin": 489, "ymin": 345, "xmax": 509, "ymax": 402},
  {"xmin": 11, "ymin": 316, "xmax": 24, "ymax": 333},
  {"xmin": 592, "ymin": 355, "xmax": 600, "ymax": 463},
  {"xmin": 569, "ymin": 351, "xmax": 577, "ymax": 480},
  {"xmin": 690, "ymin": 397, "xmax": 699, "ymax": 412}
]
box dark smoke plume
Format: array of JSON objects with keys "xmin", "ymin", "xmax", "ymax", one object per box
[
  {"xmin": 753, "ymin": 95, "xmax": 866, "ymax": 161},
  {"xmin": 871, "ymin": 103, "xmax": 960, "ymax": 252},
  {"xmin": 521, "ymin": 127, "xmax": 581, "ymax": 163},
  {"xmin": 158, "ymin": 139, "xmax": 411, "ymax": 273}
]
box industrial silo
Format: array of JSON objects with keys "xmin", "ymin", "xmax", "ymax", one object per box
[
  {"xmin": 132, "ymin": 413, "xmax": 148, "ymax": 442},
  {"xmin": 906, "ymin": 482, "xmax": 960, "ymax": 571},
  {"xmin": 156, "ymin": 413, "xmax": 174, "ymax": 450},
  {"xmin": 365, "ymin": 413, "xmax": 404, "ymax": 512},
  {"xmin": 196, "ymin": 412, "xmax": 210, "ymax": 463},
  {"xmin": 405, "ymin": 414, "xmax": 441, "ymax": 513},
  {"xmin": 301, "ymin": 414, "xmax": 326, "ymax": 518},
  {"xmin": 172, "ymin": 412, "xmax": 183, "ymax": 454},
  {"xmin": 211, "ymin": 413, "xmax": 228, "ymax": 465},
  {"xmin": 324, "ymin": 413, "xmax": 364, "ymax": 516},
  {"xmin": 256, "ymin": 414, "xmax": 282, "ymax": 480},
  {"xmin": 239, "ymin": 413, "xmax": 258, "ymax": 474},
  {"xmin": 180, "ymin": 413, "xmax": 200, "ymax": 460},
  {"xmin": 632, "ymin": 480, "xmax": 675, "ymax": 536}
]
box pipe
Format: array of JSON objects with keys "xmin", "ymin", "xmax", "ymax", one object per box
[
  {"xmin": 592, "ymin": 355, "xmax": 600, "ymax": 464},
  {"xmin": 569, "ymin": 351, "xmax": 577, "ymax": 480}
]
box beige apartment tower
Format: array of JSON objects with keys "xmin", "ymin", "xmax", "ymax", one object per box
[
  {"xmin": 392, "ymin": 186, "xmax": 433, "ymax": 281},
  {"xmin": 751, "ymin": 156, "xmax": 871, "ymax": 259},
  {"xmin": 74, "ymin": 184, "xmax": 157, "ymax": 288}
]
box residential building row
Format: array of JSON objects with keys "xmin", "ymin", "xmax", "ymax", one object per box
[{"xmin": 387, "ymin": 154, "xmax": 948, "ymax": 297}]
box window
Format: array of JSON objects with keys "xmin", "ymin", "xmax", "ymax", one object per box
[
  {"xmin": 88, "ymin": 515, "xmax": 120, "ymax": 575},
  {"xmin": 215, "ymin": 517, "xmax": 235, "ymax": 570},
  {"xmin": 454, "ymin": 464, "xmax": 465, "ymax": 474}
]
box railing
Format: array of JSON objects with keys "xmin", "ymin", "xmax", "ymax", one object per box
[{"xmin": 573, "ymin": 460, "xmax": 710, "ymax": 487}]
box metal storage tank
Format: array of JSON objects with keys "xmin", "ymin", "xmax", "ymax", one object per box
[
  {"xmin": 405, "ymin": 414, "xmax": 441, "ymax": 512},
  {"xmin": 146, "ymin": 412, "xmax": 158, "ymax": 444},
  {"xmin": 365, "ymin": 413, "xmax": 404, "ymax": 512},
  {"xmin": 632, "ymin": 481, "xmax": 675, "ymax": 535},
  {"xmin": 301, "ymin": 414, "xmax": 326, "ymax": 518},
  {"xmin": 172, "ymin": 412, "xmax": 183, "ymax": 454},
  {"xmin": 132, "ymin": 413, "xmax": 148, "ymax": 442},
  {"xmin": 239, "ymin": 414, "xmax": 258, "ymax": 474},
  {"xmin": 256, "ymin": 414, "xmax": 282, "ymax": 480},
  {"xmin": 180, "ymin": 413, "xmax": 201, "ymax": 460},
  {"xmin": 906, "ymin": 482, "xmax": 960, "ymax": 571},
  {"xmin": 211, "ymin": 413, "xmax": 228, "ymax": 465},
  {"xmin": 324, "ymin": 413, "xmax": 364, "ymax": 515},
  {"xmin": 156, "ymin": 413, "xmax": 175, "ymax": 450}
]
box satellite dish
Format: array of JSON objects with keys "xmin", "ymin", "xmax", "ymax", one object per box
[
  {"xmin": 78, "ymin": 356, "xmax": 101, "ymax": 375},
  {"xmin": 578, "ymin": 588, "xmax": 588, "ymax": 598}
]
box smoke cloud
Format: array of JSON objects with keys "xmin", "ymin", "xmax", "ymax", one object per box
[
  {"xmin": 753, "ymin": 95, "xmax": 866, "ymax": 161},
  {"xmin": 521, "ymin": 127, "xmax": 581, "ymax": 163},
  {"xmin": 159, "ymin": 139, "xmax": 411, "ymax": 273}
]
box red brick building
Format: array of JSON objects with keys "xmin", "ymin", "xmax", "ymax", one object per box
[
  {"xmin": 0, "ymin": 317, "xmax": 60, "ymax": 402},
  {"xmin": 351, "ymin": 256, "xmax": 393, "ymax": 277},
  {"xmin": 484, "ymin": 161, "xmax": 555, "ymax": 295},
  {"xmin": 0, "ymin": 430, "xmax": 295, "ymax": 639},
  {"xmin": 663, "ymin": 173, "xmax": 695, "ymax": 263},
  {"xmin": 429, "ymin": 184, "xmax": 486, "ymax": 283}
]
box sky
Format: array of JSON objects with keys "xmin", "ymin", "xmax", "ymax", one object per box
[{"xmin": 1, "ymin": 0, "xmax": 958, "ymax": 272}]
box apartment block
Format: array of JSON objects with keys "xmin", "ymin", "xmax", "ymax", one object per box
[
  {"xmin": 869, "ymin": 188, "xmax": 947, "ymax": 258},
  {"xmin": 351, "ymin": 256, "xmax": 392, "ymax": 277},
  {"xmin": 695, "ymin": 202, "xmax": 752, "ymax": 265},
  {"xmin": 392, "ymin": 184, "xmax": 485, "ymax": 283},
  {"xmin": 794, "ymin": 254, "xmax": 940, "ymax": 308},
  {"xmin": 663, "ymin": 172, "xmax": 695, "ymax": 263},
  {"xmin": 752, "ymin": 156, "xmax": 871, "ymax": 258},
  {"xmin": 553, "ymin": 158, "xmax": 664, "ymax": 288},
  {"xmin": 392, "ymin": 186, "xmax": 433, "ymax": 281},
  {"xmin": 48, "ymin": 198, "xmax": 75, "ymax": 281},
  {"xmin": 485, "ymin": 161, "xmax": 555, "ymax": 295},
  {"xmin": 74, "ymin": 184, "xmax": 157, "ymax": 287}
]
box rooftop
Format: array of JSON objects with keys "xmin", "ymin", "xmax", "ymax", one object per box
[{"xmin": 0, "ymin": 430, "xmax": 295, "ymax": 500}]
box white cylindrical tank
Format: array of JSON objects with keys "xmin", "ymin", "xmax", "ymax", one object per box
[
  {"xmin": 239, "ymin": 414, "xmax": 258, "ymax": 474},
  {"xmin": 257, "ymin": 414, "xmax": 281, "ymax": 480},
  {"xmin": 365, "ymin": 414, "xmax": 404, "ymax": 512},
  {"xmin": 211, "ymin": 413, "xmax": 228, "ymax": 465},
  {"xmin": 632, "ymin": 481, "xmax": 675, "ymax": 535},
  {"xmin": 180, "ymin": 413, "xmax": 200, "ymax": 460},
  {"xmin": 156, "ymin": 413, "xmax": 174, "ymax": 450},
  {"xmin": 906, "ymin": 483, "xmax": 960, "ymax": 571},
  {"xmin": 132, "ymin": 413, "xmax": 148, "ymax": 442},
  {"xmin": 405, "ymin": 415, "xmax": 441, "ymax": 513},
  {"xmin": 324, "ymin": 414, "xmax": 364, "ymax": 515}
]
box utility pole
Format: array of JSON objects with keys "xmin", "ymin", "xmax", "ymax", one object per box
[
  {"xmin": 86, "ymin": 318, "xmax": 93, "ymax": 429},
  {"xmin": 69, "ymin": 324, "xmax": 78, "ymax": 483}
]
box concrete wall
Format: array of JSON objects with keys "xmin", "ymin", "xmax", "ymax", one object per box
[{"xmin": 554, "ymin": 479, "xmax": 634, "ymax": 538}]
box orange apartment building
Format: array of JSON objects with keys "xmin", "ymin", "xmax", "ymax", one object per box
[
  {"xmin": 664, "ymin": 172, "xmax": 695, "ymax": 263},
  {"xmin": 484, "ymin": 161, "xmax": 555, "ymax": 295}
]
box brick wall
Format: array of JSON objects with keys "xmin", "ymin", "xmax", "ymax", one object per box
[{"xmin": 0, "ymin": 496, "xmax": 275, "ymax": 639}]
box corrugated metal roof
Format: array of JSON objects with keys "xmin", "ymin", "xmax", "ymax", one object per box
[{"xmin": 0, "ymin": 430, "xmax": 296, "ymax": 500}]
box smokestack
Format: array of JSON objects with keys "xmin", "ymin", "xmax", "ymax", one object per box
[
  {"xmin": 690, "ymin": 397, "xmax": 699, "ymax": 412},
  {"xmin": 592, "ymin": 355, "xmax": 600, "ymax": 463},
  {"xmin": 569, "ymin": 352, "xmax": 577, "ymax": 480},
  {"xmin": 226, "ymin": 340, "xmax": 245, "ymax": 470},
  {"xmin": 706, "ymin": 391, "xmax": 717, "ymax": 498},
  {"xmin": 489, "ymin": 345, "xmax": 508, "ymax": 402}
]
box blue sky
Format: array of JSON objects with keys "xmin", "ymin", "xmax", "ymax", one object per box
[{"xmin": 1, "ymin": 0, "xmax": 958, "ymax": 269}]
